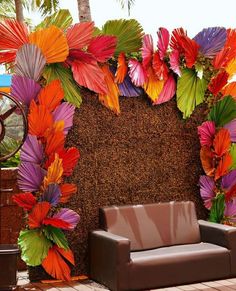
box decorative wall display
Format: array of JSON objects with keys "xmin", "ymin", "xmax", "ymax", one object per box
[{"xmin": 1, "ymin": 9, "xmax": 236, "ymax": 280}]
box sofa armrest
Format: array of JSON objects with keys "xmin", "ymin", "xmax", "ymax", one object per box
[
  {"xmin": 89, "ymin": 230, "xmax": 130, "ymax": 291},
  {"xmin": 198, "ymin": 220, "xmax": 236, "ymax": 249},
  {"xmin": 199, "ymin": 220, "xmax": 236, "ymax": 275}
]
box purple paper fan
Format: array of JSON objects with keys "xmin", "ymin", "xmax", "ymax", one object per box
[
  {"xmin": 10, "ymin": 75, "xmax": 41, "ymax": 107},
  {"xmin": 193, "ymin": 27, "xmax": 227, "ymax": 58},
  {"xmin": 53, "ymin": 102, "xmax": 75, "ymax": 134},
  {"xmin": 53, "ymin": 208, "xmax": 80, "ymax": 230},
  {"xmin": 199, "ymin": 175, "xmax": 215, "ymax": 209},
  {"xmin": 224, "ymin": 119, "xmax": 236, "ymax": 142},
  {"xmin": 41, "ymin": 183, "xmax": 61, "ymax": 206},
  {"xmin": 15, "ymin": 44, "xmax": 46, "ymax": 81},
  {"xmin": 110, "ymin": 66, "xmax": 143, "ymax": 97},
  {"xmin": 20, "ymin": 135, "xmax": 44, "ymax": 164},
  {"xmin": 224, "ymin": 201, "xmax": 236, "ymax": 219},
  {"xmin": 221, "ymin": 169, "xmax": 236, "ymax": 191},
  {"xmin": 18, "ymin": 162, "xmax": 45, "ymax": 192}
]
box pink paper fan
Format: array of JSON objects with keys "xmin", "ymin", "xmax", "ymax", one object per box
[
  {"xmin": 154, "ymin": 74, "xmax": 176, "ymax": 105},
  {"xmin": 128, "ymin": 59, "xmax": 147, "ymax": 87},
  {"xmin": 169, "ymin": 49, "xmax": 181, "ymax": 77},
  {"xmin": 142, "ymin": 34, "xmax": 153, "ymax": 68},
  {"xmin": 157, "ymin": 27, "xmax": 169, "ymax": 60},
  {"xmin": 14, "ymin": 43, "xmax": 46, "ymax": 81}
]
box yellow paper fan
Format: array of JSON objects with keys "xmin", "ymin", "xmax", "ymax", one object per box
[
  {"xmin": 143, "ymin": 67, "xmax": 164, "ymax": 102},
  {"xmin": 29, "ymin": 26, "xmax": 69, "ymax": 63},
  {"xmin": 225, "ymin": 58, "xmax": 236, "ymax": 79}
]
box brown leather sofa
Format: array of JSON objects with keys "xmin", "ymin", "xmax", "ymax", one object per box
[{"xmin": 89, "ymin": 201, "xmax": 236, "ymax": 291}]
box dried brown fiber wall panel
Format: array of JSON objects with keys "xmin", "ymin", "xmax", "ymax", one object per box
[{"xmin": 29, "ymin": 90, "xmax": 208, "ymax": 280}]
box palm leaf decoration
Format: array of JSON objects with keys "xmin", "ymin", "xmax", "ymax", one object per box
[
  {"xmin": 176, "ymin": 68, "xmax": 207, "ymax": 118},
  {"xmin": 18, "ymin": 229, "xmax": 52, "ymax": 266},
  {"xmin": 35, "ymin": 9, "xmax": 72, "ymax": 31},
  {"xmin": 209, "ymin": 194, "xmax": 225, "ymax": 223},
  {"xmin": 43, "ymin": 225, "xmax": 69, "ymax": 250},
  {"xmin": 208, "ymin": 95, "xmax": 236, "ymax": 127},
  {"xmin": 43, "ymin": 63, "xmax": 82, "ymax": 108},
  {"xmin": 230, "ymin": 144, "xmax": 236, "ymax": 170},
  {"xmin": 101, "ymin": 19, "xmax": 144, "ymax": 55},
  {"xmin": 15, "ymin": 44, "xmax": 46, "ymax": 81},
  {"xmin": 116, "ymin": 0, "xmax": 135, "ymax": 16},
  {"xmin": 29, "ymin": 25, "xmax": 69, "ymax": 63}
]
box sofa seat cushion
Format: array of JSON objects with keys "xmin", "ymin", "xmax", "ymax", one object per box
[{"xmin": 128, "ymin": 243, "xmax": 230, "ymax": 290}]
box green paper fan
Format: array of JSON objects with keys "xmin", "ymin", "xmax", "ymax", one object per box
[
  {"xmin": 43, "ymin": 63, "xmax": 82, "ymax": 108},
  {"xmin": 176, "ymin": 68, "xmax": 207, "ymax": 119},
  {"xmin": 230, "ymin": 144, "xmax": 236, "ymax": 170},
  {"xmin": 35, "ymin": 9, "xmax": 73, "ymax": 31},
  {"xmin": 209, "ymin": 194, "xmax": 225, "ymax": 223},
  {"xmin": 43, "ymin": 225, "xmax": 69, "ymax": 250},
  {"xmin": 101, "ymin": 19, "xmax": 144, "ymax": 56},
  {"xmin": 208, "ymin": 95, "xmax": 236, "ymax": 127},
  {"xmin": 18, "ymin": 229, "xmax": 52, "ymax": 266}
]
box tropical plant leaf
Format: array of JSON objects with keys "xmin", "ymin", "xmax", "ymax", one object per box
[
  {"xmin": 43, "ymin": 154, "xmax": 63, "ymax": 189},
  {"xmin": 42, "ymin": 245, "xmax": 73, "ymax": 281},
  {"xmin": 35, "ymin": 9, "xmax": 72, "ymax": 30},
  {"xmin": 154, "ymin": 74, "xmax": 176, "ymax": 105},
  {"xmin": 101, "ymin": 19, "xmax": 144, "ymax": 55},
  {"xmin": 43, "ymin": 225, "xmax": 69, "ymax": 250},
  {"xmin": 176, "ymin": 68, "xmax": 207, "ymax": 118},
  {"xmin": 29, "ymin": 26, "xmax": 69, "ymax": 63},
  {"xmin": 230, "ymin": 144, "xmax": 236, "ymax": 170},
  {"xmin": 66, "ymin": 22, "xmax": 94, "ymax": 50},
  {"xmin": 43, "ymin": 63, "xmax": 82, "ymax": 108},
  {"xmin": 18, "ymin": 229, "xmax": 52, "ymax": 266},
  {"xmin": 10, "ymin": 75, "xmax": 41, "ymax": 106},
  {"xmin": 193, "ymin": 27, "xmax": 227, "ymax": 58},
  {"xmin": 28, "ymin": 202, "xmax": 51, "ymax": 229},
  {"xmin": 0, "ymin": 19, "xmax": 29, "ymax": 64},
  {"xmin": 143, "ymin": 67, "xmax": 164, "ymax": 102},
  {"xmin": 99, "ymin": 65, "xmax": 120, "ymax": 114},
  {"xmin": 209, "ymin": 194, "xmax": 225, "ymax": 223},
  {"xmin": 221, "ymin": 82, "xmax": 236, "ymax": 98},
  {"xmin": 208, "ymin": 95, "xmax": 236, "ymax": 127},
  {"xmin": 14, "ymin": 44, "xmax": 46, "ymax": 81}
]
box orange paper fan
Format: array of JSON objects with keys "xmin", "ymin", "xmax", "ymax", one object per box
[{"xmin": 29, "ymin": 26, "xmax": 69, "ymax": 63}]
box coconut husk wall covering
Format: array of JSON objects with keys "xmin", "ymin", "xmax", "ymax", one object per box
[{"xmin": 29, "ymin": 90, "xmax": 208, "ymax": 280}]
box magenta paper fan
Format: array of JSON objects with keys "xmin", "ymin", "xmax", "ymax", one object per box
[
  {"xmin": 154, "ymin": 74, "xmax": 176, "ymax": 105},
  {"xmin": 11, "ymin": 75, "xmax": 41, "ymax": 106},
  {"xmin": 128, "ymin": 59, "xmax": 147, "ymax": 87},
  {"xmin": 169, "ymin": 50, "xmax": 181, "ymax": 77},
  {"xmin": 53, "ymin": 208, "xmax": 80, "ymax": 230},
  {"xmin": 197, "ymin": 121, "xmax": 216, "ymax": 147},
  {"xmin": 41, "ymin": 183, "xmax": 61, "ymax": 206},
  {"xmin": 224, "ymin": 119, "xmax": 236, "ymax": 142},
  {"xmin": 221, "ymin": 169, "xmax": 236, "ymax": 190},
  {"xmin": 20, "ymin": 135, "xmax": 43, "ymax": 164},
  {"xmin": 157, "ymin": 27, "xmax": 169, "ymax": 60},
  {"xmin": 15, "ymin": 44, "xmax": 46, "ymax": 81},
  {"xmin": 199, "ymin": 175, "xmax": 215, "ymax": 209},
  {"xmin": 142, "ymin": 34, "xmax": 153, "ymax": 68},
  {"xmin": 52, "ymin": 102, "xmax": 75, "ymax": 134},
  {"xmin": 18, "ymin": 162, "xmax": 45, "ymax": 192}
]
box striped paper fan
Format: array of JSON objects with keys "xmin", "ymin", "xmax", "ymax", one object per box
[
  {"xmin": 14, "ymin": 44, "xmax": 46, "ymax": 81},
  {"xmin": 29, "ymin": 26, "xmax": 69, "ymax": 63}
]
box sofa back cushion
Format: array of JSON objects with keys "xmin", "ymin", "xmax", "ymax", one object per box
[{"xmin": 99, "ymin": 201, "xmax": 200, "ymax": 251}]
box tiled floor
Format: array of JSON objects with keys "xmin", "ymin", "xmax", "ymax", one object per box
[{"xmin": 16, "ymin": 272, "xmax": 236, "ymax": 291}]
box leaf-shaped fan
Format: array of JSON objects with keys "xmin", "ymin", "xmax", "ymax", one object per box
[
  {"xmin": 0, "ymin": 91, "xmax": 27, "ymax": 162},
  {"xmin": 15, "ymin": 44, "xmax": 46, "ymax": 82},
  {"xmin": 102, "ymin": 19, "xmax": 144, "ymax": 56},
  {"xmin": 29, "ymin": 25, "xmax": 69, "ymax": 63},
  {"xmin": 176, "ymin": 68, "xmax": 207, "ymax": 118}
]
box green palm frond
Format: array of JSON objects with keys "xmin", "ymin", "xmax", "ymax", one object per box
[
  {"xmin": 176, "ymin": 68, "xmax": 208, "ymax": 118},
  {"xmin": 43, "ymin": 64, "xmax": 82, "ymax": 108},
  {"xmin": 208, "ymin": 95, "xmax": 236, "ymax": 127},
  {"xmin": 101, "ymin": 19, "xmax": 144, "ymax": 56},
  {"xmin": 35, "ymin": 9, "xmax": 72, "ymax": 30}
]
